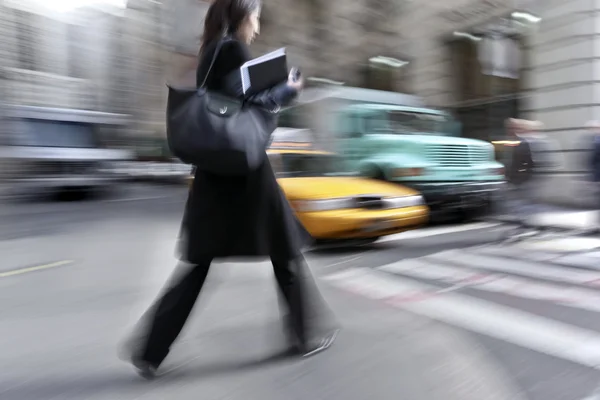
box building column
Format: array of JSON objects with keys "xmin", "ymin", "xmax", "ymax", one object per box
[{"xmin": 522, "ymin": 0, "xmax": 599, "ymax": 207}]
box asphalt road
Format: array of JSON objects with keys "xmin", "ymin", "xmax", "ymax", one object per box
[{"xmin": 2, "ymin": 184, "xmax": 600, "ymax": 400}]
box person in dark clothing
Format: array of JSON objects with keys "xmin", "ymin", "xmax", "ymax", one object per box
[
  {"xmin": 505, "ymin": 118, "xmax": 535, "ymax": 187},
  {"xmin": 122, "ymin": 0, "xmax": 338, "ymax": 379},
  {"xmin": 589, "ymin": 122, "xmax": 600, "ymax": 184},
  {"xmin": 587, "ymin": 121, "xmax": 600, "ymax": 227},
  {"xmin": 503, "ymin": 118, "xmax": 537, "ymax": 234}
]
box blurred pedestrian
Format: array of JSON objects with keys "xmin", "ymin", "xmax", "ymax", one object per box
[
  {"xmin": 504, "ymin": 118, "xmax": 536, "ymax": 231},
  {"xmin": 506, "ymin": 119, "xmax": 562, "ymax": 232},
  {"xmin": 527, "ymin": 120, "xmax": 563, "ymax": 175},
  {"xmin": 121, "ymin": 0, "xmax": 338, "ymax": 379}
]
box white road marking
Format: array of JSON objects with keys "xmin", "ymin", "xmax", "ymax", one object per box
[
  {"xmin": 379, "ymin": 258, "xmax": 600, "ymax": 313},
  {"xmin": 323, "ymin": 255, "xmax": 364, "ymax": 269},
  {"xmin": 427, "ymin": 250, "xmax": 600, "ymax": 288},
  {"xmin": 476, "ymin": 246, "xmax": 560, "ymax": 263},
  {"xmin": 103, "ymin": 196, "xmax": 174, "ymax": 203},
  {"xmin": 0, "ymin": 260, "xmax": 74, "ymax": 278},
  {"xmin": 553, "ymin": 253, "xmax": 600, "ymax": 271},
  {"xmin": 517, "ymin": 237, "xmax": 600, "ymax": 253},
  {"xmin": 324, "ymin": 268, "xmax": 600, "ymax": 369},
  {"xmin": 378, "ymin": 222, "xmax": 501, "ymax": 243}
]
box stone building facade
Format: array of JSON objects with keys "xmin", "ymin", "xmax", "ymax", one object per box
[
  {"xmin": 3, "ymin": 0, "xmax": 594, "ymax": 205},
  {"xmin": 135, "ymin": 0, "xmax": 597, "ymax": 205},
  {"xmin": 0, "ymin": 0, "xmax": 126, "ymax": 112},
  {"xmin": 394, "ymin": 0, "xmax": 597, "ymax": 206},
  {"xmin": 123, "ymin": 0, "xmax": 411, "ymax": 154},
  {"xmin": 160, "ymin": 0, "xmax": 409, "ymax": 90}
]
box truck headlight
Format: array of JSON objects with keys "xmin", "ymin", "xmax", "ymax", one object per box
[
  {"xmin": 291, "ymin": 198, "xmax": 355, "ymax": 212},
  {"xmin": 489, "ymin": 166, "xmax": 505, "ymax": 177}
]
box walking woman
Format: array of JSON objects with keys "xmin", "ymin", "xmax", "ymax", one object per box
[{"xmin": 122, "ymin": 0, "xmax": 338, "ymax": 379}]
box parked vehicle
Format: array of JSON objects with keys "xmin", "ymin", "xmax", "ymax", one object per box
[{"xmin": 0, "ymin": 105, "xmax": 132, "ymax": 197}]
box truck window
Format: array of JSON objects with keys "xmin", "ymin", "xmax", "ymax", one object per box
[{"xmin": 339, "ymin": 113, "xmax": 364, "ymax": 137}]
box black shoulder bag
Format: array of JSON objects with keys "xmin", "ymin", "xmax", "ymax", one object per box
[{"xmin": 166, "ymin": 39, "xmax": 279, "ymax": 175}]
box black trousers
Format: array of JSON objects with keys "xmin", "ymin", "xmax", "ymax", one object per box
[{"xmin": 140, "ymin": 256, "xmax": 311, "ymax": 367}]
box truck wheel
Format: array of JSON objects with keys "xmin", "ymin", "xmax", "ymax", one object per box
[{"xmin": 461, "ymin": 201, "xmax": 493, "ymax": 221}]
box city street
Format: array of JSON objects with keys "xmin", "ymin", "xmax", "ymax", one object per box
[{"xmin": 2, "ymin": 184, "xmax": 600, "ymax": 400}]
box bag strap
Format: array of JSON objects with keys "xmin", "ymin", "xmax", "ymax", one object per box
[
  {"xmin": 199, "ymin": 38, "xmax": 228, "ymax": 88},
  {"xmin": 199, "ymin": 37, "xmax": 281, "ymax": 115}
]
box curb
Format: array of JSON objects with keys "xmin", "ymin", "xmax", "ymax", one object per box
[{"xmin": 480, "ymin": 215, "xmax": 600, "ymax": 236}]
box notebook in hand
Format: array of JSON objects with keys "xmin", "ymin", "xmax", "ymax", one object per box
[{"xmin": 240, "ymin": 48, "xmax": 288, "ymax": 95}]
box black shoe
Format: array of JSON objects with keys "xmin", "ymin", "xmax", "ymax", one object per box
[
  {"xmin": 131, "ymin": 357, "xmax": 157, "ymax": 380},
  {"xmin": 118, "ymin": 339, "xmax": 158, "ymax": 380},
  {"xmin": 301, "ymin": 329, "xmax": 340, "ymax": 358}
]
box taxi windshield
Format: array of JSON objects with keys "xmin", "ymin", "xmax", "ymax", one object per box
[{"xmin": 268, "ymin": 152, "xmax": 355, "ymax": 178}]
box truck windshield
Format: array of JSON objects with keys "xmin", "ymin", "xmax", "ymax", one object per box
[
  {"xmin": 366, "ymin": 111, "xmax": 454, "ymax": 136},
  {"xmin": 268, "ymin": 153, "xmax": 356, "ymax": 178}
]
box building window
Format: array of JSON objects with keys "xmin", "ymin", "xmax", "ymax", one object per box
[
  {"xmin": 449, "ymin": 33, "xmax": 523, "ymax": 103},
  {"xmin": 67, "ymin": 23, "xmax": 87, "ymax": 78},
  {"xmin": 14, "ymin": 9, "xmax": 37, "ymax": 71},
  {"xmin": 359, "ymin": 56, "xmax": 410, "ymax": 92},
  {"xmin": 365, "ymin": 63, "xmax": 396, "ymax": 91}
]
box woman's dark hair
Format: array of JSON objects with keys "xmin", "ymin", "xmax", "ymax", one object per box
[{"xmin": 200, "ymin": 0, "xmax": 261, "ymax": 55}]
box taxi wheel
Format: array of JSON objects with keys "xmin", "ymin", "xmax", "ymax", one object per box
[
  {"xmin": 460, "ymin": 202, "xmax": 493, "ymax": 221},
  {"xmin": 356, "ymin": 237, "xmax": 380, "ymax": 246},
  {"xmin": 373, "ymin": 170, "xmax": 386, "ymax": 181}
]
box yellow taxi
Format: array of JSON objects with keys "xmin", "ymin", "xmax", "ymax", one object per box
[{"xmin": 266, "ymin": 141, "xmax": 429, "ymax": 243}]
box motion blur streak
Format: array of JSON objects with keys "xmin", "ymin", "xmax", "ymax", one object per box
[{"xmin": 1, "ymin": 1, "xmax": 600, "ymax": 400}]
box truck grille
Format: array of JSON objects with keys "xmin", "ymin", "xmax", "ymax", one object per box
[
  {"xmin": 425, "ymin": 145, "xmax": 489, "ymax": 166},
  {"xmin": 425, "ymin": 144, "xmax": 470, "ymax": 167},
  {"xmin": 468, "ymin": 147, "xmax": 489, "ymax": 164}
]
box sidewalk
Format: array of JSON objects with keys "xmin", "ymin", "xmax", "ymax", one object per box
[
  {"xmin": 487, "ymin": 205, "xmax": 599, "ymax": 234},
  {"xmin": 530, "ymin": 209, "xmax": 598, "ymax": 232}
]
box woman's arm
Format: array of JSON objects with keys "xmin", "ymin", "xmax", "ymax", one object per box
[{"xmin": 221, "ymin": 41, "xmax": 298, "ymax": 109}]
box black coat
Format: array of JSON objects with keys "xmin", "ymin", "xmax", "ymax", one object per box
[
  {"xmin": 507, "ymin": 137, "xmax": 534, "ymax": 185},
  {"xmin": 179, "ymin": 38, "xmax": 312, "ymax": 264},
  {"xmin": 592, "ymin": 134, "xmax": 600, "ymax": 182}
]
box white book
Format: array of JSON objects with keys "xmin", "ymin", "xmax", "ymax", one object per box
[{"xmin": 240, "ymin": 47, "xmax": 287, "ymax": 94}]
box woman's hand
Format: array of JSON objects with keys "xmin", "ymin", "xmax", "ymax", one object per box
[{"xmin": 287, "ymin": 69, "xmax": 304, "ymax": 91}]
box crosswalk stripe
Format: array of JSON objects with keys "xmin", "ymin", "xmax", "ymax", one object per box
[
  {"xmin": 377, "ymin": 222, "xmax": 501, "ymax": 242},
  {"xmin": 553, "ymin": 253, "xmax": 600, "ymax": 271},
  {"xmin": 378, "ymin": 258, "xmax": 600, "ymax": 313},
  {"xmin": 324, "ymin": 267, "xmax": 600, "ymax": 369},
  {"xmin": 475, "ymin": 245, "xmax": 560, "ymax": 263},
  {"xmin": 478, "ymin": 245, "xmax": 600, "ymax": 271},
  {"xmin": 427, "ymin": 250, "xmax": 600, "ymax": 288}
]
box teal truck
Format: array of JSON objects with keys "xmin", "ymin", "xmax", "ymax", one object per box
[{"xmin": 278, "ymin": 86, "xmax": 506, "ymax": 218}]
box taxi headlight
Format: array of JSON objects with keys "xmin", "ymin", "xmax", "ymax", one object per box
[
  {"xmin": 386, "ymin": 195, "xmax": 425, "ymax": 208},
  {"xmin": 291, "ymin": 198, "xmax": 354, "ymax": 212}
]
